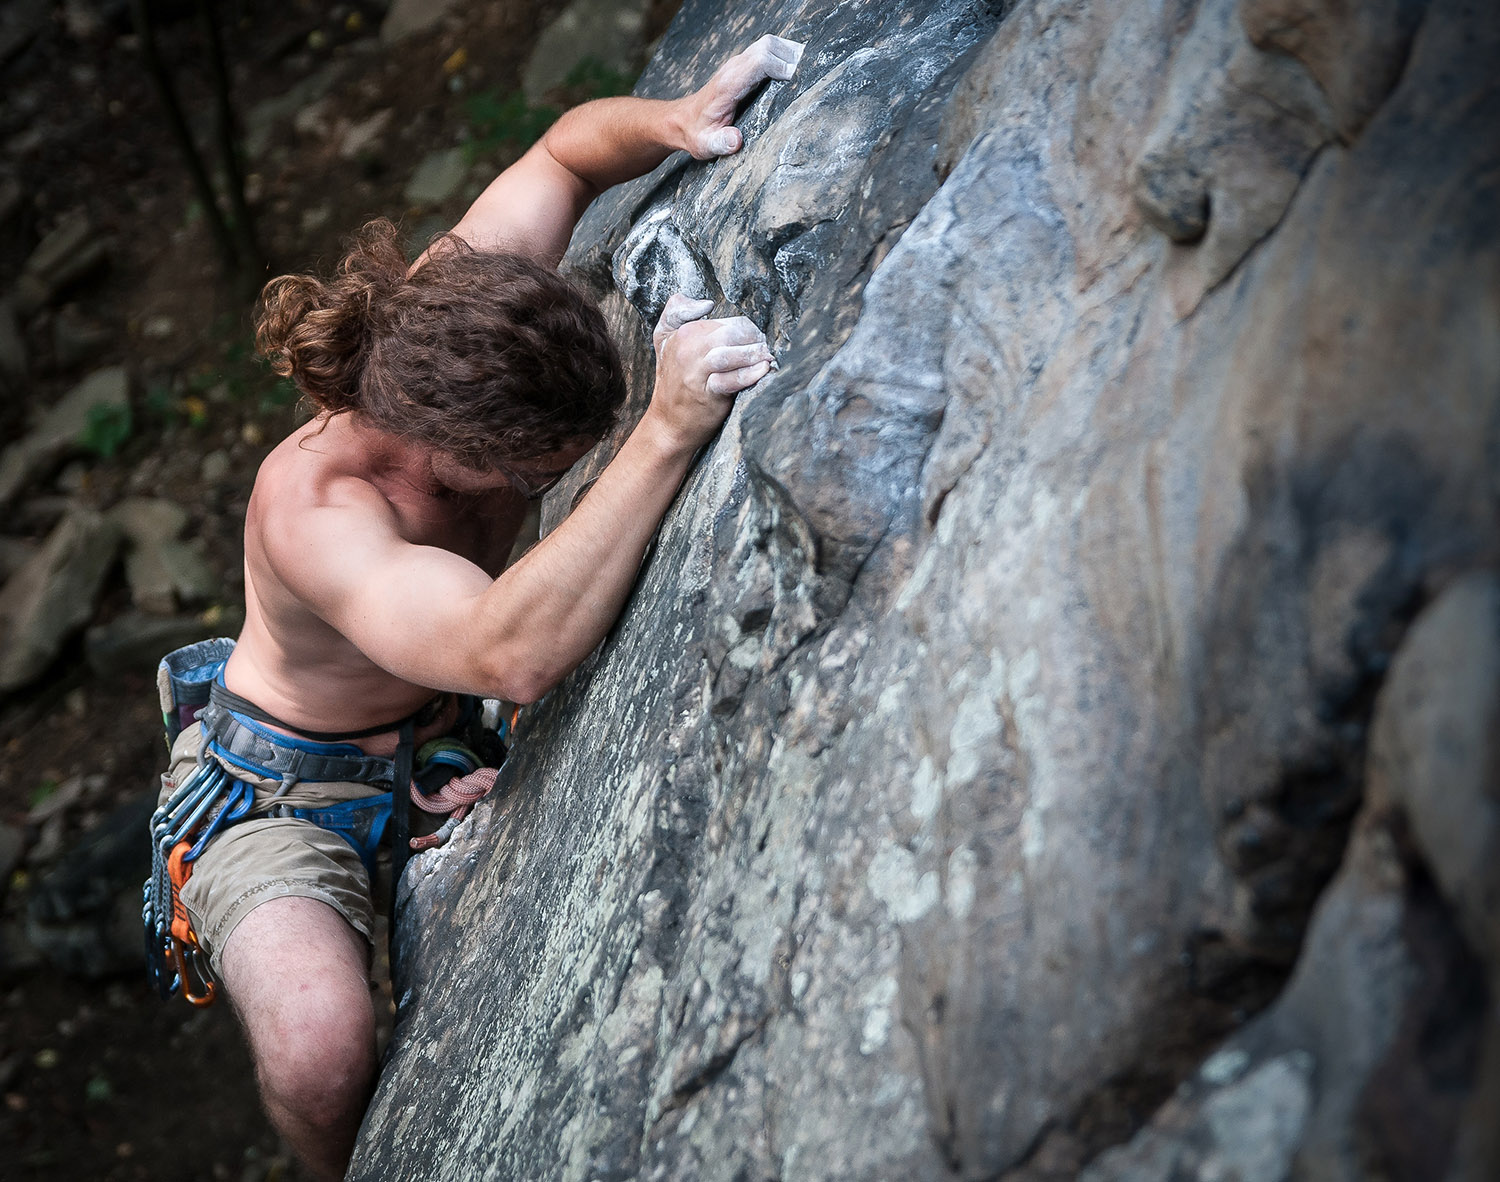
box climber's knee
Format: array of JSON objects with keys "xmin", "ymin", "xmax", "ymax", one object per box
[
  {"xmin": 256, "ymin": 1002, "xmax": 378, "ymax": 1134},
  {"xmin": 218, "ymin": 896, "xmax": 378, "ymax": 1124}
]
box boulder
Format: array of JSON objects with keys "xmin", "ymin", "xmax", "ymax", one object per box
[
  {"xmin": 124, "ymin": 538, "xmax": 215, "ymax": 615},
  {"xmin": 402, "ymin": 148, "xmax": 470, "ymax": 208},
  {"xmin": 109, "ymin": 496, "xmax": 212, "ymax": 615},
  {"xmin": 380, "ymin": 0, "xmax": 462, "ymax": 45},
  {"xmin": 25, "ymin": 792, "xmax": 156, "ymax": 980},
  {"xmin": 0, "ymin": 365, "xmax": 130, "ymax": 508},
  {"xmin": 0, "ymin": 508, "xmax": 122, "ymax": 694},
  {"xmin": 84, "ymin": 608, "xmax": 244, "ymax": 680},
  {"xmin": 352, "ymin": 1, "xmax": 1499, "ymax": 1179},
  {"xmin": 243, "ymin": 61, "xmax": 349, "ymax": 161},
  {"xmin": 521, "ymin": 0, "xmax": 652, "ymax": 103},
  {"xmin": 340, "ymin": 108, "xmax": 395, "ymax": 161},
  {"xmin": 51, "ymin": 304, "xmax": 112, "ymax": 371},
  {"xmin": 12, "ymin": 209, "xmax": 108, "ymax": 317},
  {"xmin": 108, "ymin": 496, "xmax": 190, "ymax": 546}
]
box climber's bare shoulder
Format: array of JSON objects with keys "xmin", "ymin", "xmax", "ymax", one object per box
[{"xmin": 224, "ymin": 415, "xmax": 521, "ymax": 733}]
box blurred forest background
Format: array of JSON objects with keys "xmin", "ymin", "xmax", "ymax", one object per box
[{"xmin": 0, "ymin": 1, "xmax": 677, "ymax": 1176}]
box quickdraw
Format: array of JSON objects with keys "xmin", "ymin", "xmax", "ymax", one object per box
[{"xmin": 143, "ymin": 753, "xmax": 245, "ymax": 1005}]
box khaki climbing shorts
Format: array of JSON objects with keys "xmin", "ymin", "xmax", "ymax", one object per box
[{"xmin": 158, "ymin": 721, "xmax": 388, "ymax": 976}]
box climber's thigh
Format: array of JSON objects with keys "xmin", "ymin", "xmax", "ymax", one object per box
[{"xmin": 218, "ymin": 895, "xmax": 376, "ymax": 1072}]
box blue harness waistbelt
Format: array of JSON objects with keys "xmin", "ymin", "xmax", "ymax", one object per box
[{"xmin": 195, "ymin": 675, "xmax": 462, "ymax": 876}]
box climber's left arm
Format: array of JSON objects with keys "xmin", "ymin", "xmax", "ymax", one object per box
[{"xmin": 445, "ymin": 34, "xmax": 805, "ymax": 267}]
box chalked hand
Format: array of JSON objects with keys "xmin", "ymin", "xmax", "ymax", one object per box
[
  {"xmin": 680, "ymin": 34, "xmax": 806, "ymax": 160},
  {"xmin": 647, "ymin": 294, "xmax": 774, "ymax": 450}
]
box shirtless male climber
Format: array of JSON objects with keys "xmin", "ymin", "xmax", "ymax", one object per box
[{"xmin": 148, "ymin": 33, "xmax": 804, "ymax": 1181}]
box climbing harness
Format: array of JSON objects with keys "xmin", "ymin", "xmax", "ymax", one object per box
[{"xmin": 143, "ymin": 638, "xmax": 508, "ymax": 1005}]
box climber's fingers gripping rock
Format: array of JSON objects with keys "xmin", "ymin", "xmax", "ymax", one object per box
[
  {"xmin": 682, "ymin": 34, "xmax": 806, "ymax": 159},
  {"xmin": 653, "ymin": 293, "xmax": 716, "ymax": 350},
  {"xmin": 648, "ymin": 294, "xmax": 774, "ymax": 451}
]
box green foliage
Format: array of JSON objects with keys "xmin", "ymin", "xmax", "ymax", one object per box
[
  {"xmin": 259, "ymin": 377, "xmax": 300, "ymax": 414},
  {"xmin": 78, "ymin": 401, "xmax": 133, "ymax": 458},
  {"xmin": 460, "ymin": 60, "xmax": 638, "ymax": 164},
  {"xmin": 463, "ymin": 89, "xmax": 559, "ymax": 161},
  {"xmin": 562, "ymin": 57, "xmax": 638, "ymax": 99},
  {"xmin": 29, "ymin": 779, "xmax": 58, "ymax": 810}
]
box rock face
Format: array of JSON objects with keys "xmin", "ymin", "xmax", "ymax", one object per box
[{"xmin": 353, "ymin": 2, "xmax": 1499, "ymax": 1179}]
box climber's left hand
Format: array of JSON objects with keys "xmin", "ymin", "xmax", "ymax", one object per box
[{"xmin": 679, "ymin": 34, "xmax": 806, "ymax": 160}]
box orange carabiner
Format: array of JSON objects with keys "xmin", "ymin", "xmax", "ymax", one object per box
[
  {"xmin": 168, "ymin": 938, "xmax": 217, "ymax": 1007},
  {"xmin": 166, "ymin": 841, "xmax": 196, "ymax": 945},
  {"xmin": 165, "ymin": 840, "xmax": 217, "ymax": 1007}
]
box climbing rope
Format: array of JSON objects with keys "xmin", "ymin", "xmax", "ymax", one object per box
[{"xmin": 408, "ymin": 739, "xmax": 499, "ymax": 851}]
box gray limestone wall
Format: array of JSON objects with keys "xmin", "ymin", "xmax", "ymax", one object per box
[{"xmin": 351, "ymin": 1, "xmax": 1500, "ymax": 1178}]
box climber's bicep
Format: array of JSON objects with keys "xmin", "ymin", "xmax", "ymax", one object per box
[
  {"xmin": 446, "ymin": 140, "xmax": 596, "ymax": 268},
  {"xmin": 262, "ymin": 489, "xmax": 497, "ymax": 691}
]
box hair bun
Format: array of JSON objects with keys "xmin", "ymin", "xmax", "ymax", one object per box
[{"xmin": 255, "ymin": 219, "xmax": 408, "ymax": 412}]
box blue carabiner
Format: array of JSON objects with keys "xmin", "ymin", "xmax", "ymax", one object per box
[
  {"xmin": 160, "ymin": 765, "xmax": 230, "ymax": 851},
  {"xmin": 185, "ymin": 779, "xmax": 257, "ymax": 862}
]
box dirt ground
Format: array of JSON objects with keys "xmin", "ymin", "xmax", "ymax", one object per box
[{"xmin": 0, "ymin": 0, "xmax": 679, "ymax": 1175}]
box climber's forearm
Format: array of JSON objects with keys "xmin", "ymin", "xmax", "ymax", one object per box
[
  {"xmin": 473, "ymin": 411, "xmax": 695, "ymax": 702},
  {"xmin": 437, "ymin": 35, "xmax": 801, "ymax": 268},
  {"xmin": 438, "ymin": 97, "xmax": 690, "ymax": 268},
  {"xmin": 539, "ymin": 97, "xmax": 689, "ymax": 193}
]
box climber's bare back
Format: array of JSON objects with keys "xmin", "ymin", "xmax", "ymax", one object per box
[{"xmin": 222, "ymin": 413, "xmax": 531, "ymax": 745}]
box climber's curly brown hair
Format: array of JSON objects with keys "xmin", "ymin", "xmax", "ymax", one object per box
[{"xmin": 255, "ymin": 219, "xmax": 625, "ymax": 469}]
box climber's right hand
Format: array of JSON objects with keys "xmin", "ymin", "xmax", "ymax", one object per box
[{"xmin": 645, "ymin": 293, "xmax": 774, "ymax": 452}]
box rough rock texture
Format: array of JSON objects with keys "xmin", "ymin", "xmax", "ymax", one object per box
[
  {"xmin": 1084, "ymin": 571, "xmax": 1500, "ymax": 1182},
  {"xmin": 354, "ymin": 1, "xmax": 1499, "ymax": 1179}
]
